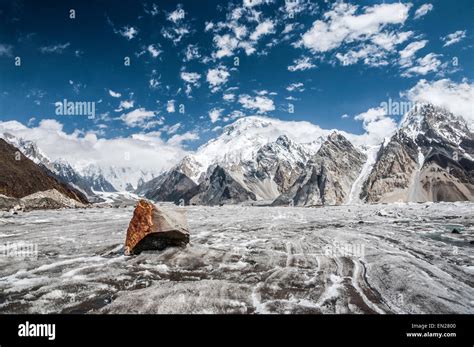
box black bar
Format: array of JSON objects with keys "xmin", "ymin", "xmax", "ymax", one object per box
[{"xmin": 0, "ymin": 314, "xmax": 472, "ymax": 346}]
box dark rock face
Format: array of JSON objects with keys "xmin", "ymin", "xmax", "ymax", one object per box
[
  {"xmin": 362, "ymin": 132, "xmax": 419, "ymax": 203},
  {"xmin": 273, "ymin": 133, "xmax": 366, "ymax": 206},
  {"xmin": 0, "ymin": 139, "xmax": 88, "ymax": 204},
  {"xmin": 141, "ymin": 170, "xmax": 197, "ymax": 204},
  {"xmin": 187, "ymin": 166, "xmax": 256, "ymax": 205},
  {"xmin": 124, "ymin": 200, "xmax": 190, "ymax": 255}
]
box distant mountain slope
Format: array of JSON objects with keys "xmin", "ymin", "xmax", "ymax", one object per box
[
  {"xmin": 362, "ymin": 104, "xmax": 474, "ymax": 203},
  {"xmin": 0, "ymin": 139, "xmax": 88, "ymax": 204},
  {"xmin": 273, "ymin": 133, "xmax": 366, "ymax": 206}
]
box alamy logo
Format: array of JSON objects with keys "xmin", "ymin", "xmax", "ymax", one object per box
[
  {"xmin": 18, "ymin": 321, "xmax": 56, "ymax": 341},
  {"xmin": 55, "ymin": 99, "xmax": 95, "ymax": 119}
]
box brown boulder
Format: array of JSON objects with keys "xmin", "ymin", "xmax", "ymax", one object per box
[{"xmin": 124, "ymin": 200, "xmax": 189, "ymax": 255}]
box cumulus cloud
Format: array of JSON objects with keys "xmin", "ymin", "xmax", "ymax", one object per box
[
  {"xmin": 167, "ymin": 131, "xmax": 199, "ymax": 146},
  {"xmin": 442, "ymin": 30, "xmax": 467, "ymax": 47},
  {"xmin": 354, "ymin": 107, "xmax": 398, "ymax": 145},
  {"xmin": 167, "ymin": 5, "xmax": 185, "ymax": 23},
  {"xmin": 223, "ymin": 93, "xmax": 235, "ymax": 102},
  {"xmin": 115, "ymin": 99, "xmax": 135, "ymax": 112},
  {"xmin": 238, "ymin": 94, "xmax": 275, "ymax": 114},
  {"xmin": 398, "ymin": 40, "xmax": 428, "ymax": 67},
  {"xmin": 161, "ymin": 5, "xmax": 190, "ymax": 45},
  {"xmin": 288, "ymin": 56, "xmax": 315, "ymax": 72},
  {"xmin": 206, "ymin": 66, "xmax": 230, "ymax": 92},
  {"xmin": 118, "ymin": 26, "xmax": 138, "ymax": 40},
  {"xmin": 147, "ymin": 44, "xmax": 162, "ymax": 58},
  {"xmin": 249, "ymin": 20, "xmax": 275, "ymax": 41},
  {"xmin": 0, "ymin": 119, "xmax": 188, "ymax": 172},
  {"xmin": 108, "ymin": 90, "xmax": 121, "ymax": 98},
  {"xmin": 286, "ymin": 82, "xmax": 305, "ymax": 92},
  {"xmin": 120, "ymin": 108, "xmax": 161, "ymax": 129},
  {"xmin": 414, "ymin": 3, "xmax": 433, "ymax": 19},
  {"xmin": 208, "ymin": 108, "xmax": 224, "ymax": 123},
  {"xmin": 181, "ymin": 71, "xmax": 201, "ymax": 84},
  {"xmin": 404, "ymin": 79, "xmax": 474, "ymax": 127},
  {"xmin": 299, "ymin": 2, "xmax": 411, "ymax": 53},
  {"xmin": 402, "ymin": 53, "xmax": 442, "ymax": 77},
  {"xmin": 183, "ymin": 44, "xmax": 201, "ymax": 61}
]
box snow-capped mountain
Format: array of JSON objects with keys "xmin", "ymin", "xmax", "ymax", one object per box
[
  {"xmin": 273, "ymin": 133, "xmax": 367, "ymax": 206},
  {"xmin": 362, "ymin": 104, "xmax": 474, "ymax": 203},
  {"xmin": 177, "ymin": 116, "xmax": 334, "ymax": 183},
  {"xmin": 138, "ymin": 104, "xmax": 474, "ymax": 206},
  {"xmin": 138, "ymin": 116, "xmax": 333, "ymax": 204},
  {"xmin": 1, "ymin": 132, "xmax": 55, "ymax": 171},
  {"xmin": 0, "ymin": 132, "xmax": 115, "ymax": 200},
  {"xmin": 77, "ymin": 164, "xmax": 159, "ymax": 192}
]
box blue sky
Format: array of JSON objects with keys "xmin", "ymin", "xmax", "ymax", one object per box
[{"xmin": 0, "ymin": 0, "xmax": 473, "ymax": 151}]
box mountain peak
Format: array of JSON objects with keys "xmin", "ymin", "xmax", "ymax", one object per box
[{"xmin": 400, "ymin": 103, "xmax": 472, "ymax": 145}]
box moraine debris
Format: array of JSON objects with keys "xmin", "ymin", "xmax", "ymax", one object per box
[{"xmin": 124, "ymin": 200, "xmax": 189, "ymax": 255}]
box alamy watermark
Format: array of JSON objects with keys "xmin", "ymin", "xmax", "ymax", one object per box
[
  {"xmin": 0, "ymin": 242, "xmax": 38, "ymax": 259},
  {"xmin": 323, "ymin": 241, "xmax": 365, "ymax": 258},
  {"xmin": 55, "ymin": 99, "xmax": 95, "ymax": 119},
  {"xmin": 380, "ymin": 98, "xmax": 418, "ymax": 117}
]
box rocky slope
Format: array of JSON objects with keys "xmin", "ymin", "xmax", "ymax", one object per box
[
  {"xmin": 0, "ymin": 139, "xmax": 88, "ymax": 205},
  {"xmin": 185, "ymin": 165, "xmax": 257, "ymax": 205},
  {"xmin": 273, "ymin": 133, "xmax": 366, "ymax": 206},
  {"xmin": 362, "ymin": 104, "xmax": 474, "ymax": 203},
  {"xmin": 0, "ymin": 132, "xmax": 114, "ymax": 201}
]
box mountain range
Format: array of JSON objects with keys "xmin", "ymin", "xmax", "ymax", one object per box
[
  {"xmin": 1, "ymin": 103, "xmax": 473, "ymax": 207},
  {"xmin": 138, "ymin": 103, "xmax": 473, "ymax": 206}
]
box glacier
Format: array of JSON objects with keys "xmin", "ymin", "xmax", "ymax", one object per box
[{"xmin": 0, "ymin": 202, "xmax": 472, "ymax": 314}]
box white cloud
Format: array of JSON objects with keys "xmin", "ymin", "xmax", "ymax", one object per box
[
  {"xmin": 336, "ymin": 44, "xmax": 390, "ymax": 67},
  {"xmin": 398, "ymin": 40, "xmax": 428, "ymax": 67},
  {"xmin": 404, "ymin": 79, "xmax": 474, "ymax": 127},
  {"xmin": 0, "ymin": 119, "xmax": 188, "ymax": 173},
  {"xmin": 167, "ymin": 100, "xmax": 176, "ymax": 113},
  {"xmin": 249, "ymin": 20, "xmax": 275, "ymax": 41},
  {"xmin": 208, "ymin": 108, "xmax": 224, "ymax": 123},
  {"xmin": 354, "ymin": 107, "xmax": 397, "ymax": 145},
  {"xmin": 115, "ymin": 99, "xmax": 134, "ymax": 112},
  {"xmin": 183, "ymin": 44, "xmax": 201, "ymax": 61},
  {"xmin": 39, "ymin": 42, "xmax": 70, "ymax": 54},
  {"xmin": 162, "ymin": 123, "xmax": 182, "ymax": 135},
  {"xmin": 149, "ymin": 78, "xmax": 160, "ymax": 89},
  {"xmin": 147, "ymin": 44, "xmax": 162, "ymax": 58},
  {"xmin": 180, "ymin": 72, "xmax": 201, "ymax": 85},
  {"xmin": 161, "ymin": 26, "xmax": 190, "ymax": 45},
  {"xmin": 108, "ymin": 90, "xmax": 121, "ymax": 98},
  {"xmin": 299, "ymin": 2, "xmax": 411, "ymax": 53},
  {"xmin": 414, "ymin": 4, "xmax": 433, "ymax": 20},
  {"xmin": 206, "ymin": 66, "xmax": 230, "ymax": 92},
  {"xmin": 223, "ymin": 93, "xmax": 235, "ymax": 102},
  {"xmin": 120, "ymin": 108, "xmax": 159, "ymax": 128},
  {"xmin": 213, "ymin": 34, "xmax": 239, "ymax": 58},
  {"xmin": 442, "ymin": 30, "xmax": 467, "ymax": 47},
  {"xmin": 288, "ymin": 56, "xmax": 315, "ymax": 72},
  {"xmin": 167, "ymin": 131, "xmax": 199, "ymax": 146},
  {"xmin": 402, "ymin": 53, "xmax": 442, "ymax": 77},
  {"xmin": 286, "ymin": 82, "xmax": 305, "ymax": 92},
  {"xmin": 238, "ymin": 94, "xmax": 275, "ymax": 114},
  {"xmin": 341, "ymin": 114, "xmax": 349, "ymax": 119},
  {"xmin": 118, "ymin": 26, "xmax": 138, "ymax": 40},
  {"xmin": 167, "ymin": 5, "xmax": 185, "ymax": 23}
]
